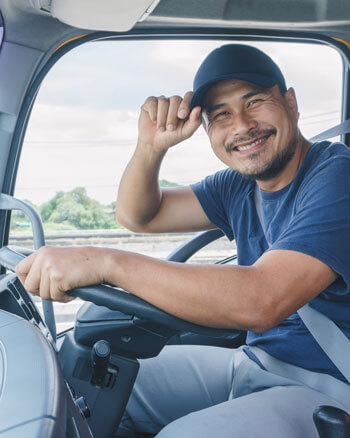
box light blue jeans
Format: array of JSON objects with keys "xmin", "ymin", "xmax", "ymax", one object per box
[{"xmin": 117, "ymin": 345, "xmax": 346, "ymax": 437}]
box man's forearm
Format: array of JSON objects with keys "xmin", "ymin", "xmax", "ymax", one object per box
[
  {"xmin": 16, "ymin": 245, "xmax": 336, "ymax": 334},
  {"xmin": 116, "ymin": 142, "xmax": 166, "ymax": 230},
  {"xmin": 103, "ymin": 248, "xmax": 265, "ymax": 332},
  {"xmin": 101, "ymin": 247, "xmax": 337, "ymax": 335},
  {"xmin": 116, "ymin": 93, "xmax": 201, "ymax": 231}
]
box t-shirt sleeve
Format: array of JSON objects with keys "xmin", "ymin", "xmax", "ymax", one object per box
[
  {"xmin": 269, "ymin": 157, "xmax": 350, "ymax": 292},
  {"xmin": 191, "ymin": 169, "xmax": 234, "ymax": 240}
]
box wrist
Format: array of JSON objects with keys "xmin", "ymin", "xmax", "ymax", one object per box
[
  {"xmin": 83, "ymin": 246, "xmax": 115, "ymax": 285},
  {"xmin": 101, "ymin": 248, "xmax": 125, "ymax": 286},
  {"xmin": 136, "ymin": 139, "xmax": 168, "ymax": 159}
]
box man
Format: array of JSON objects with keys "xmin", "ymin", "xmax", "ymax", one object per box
[{"xmin": 16, "ymin": 44, "xmax": 350, "ymax": 437}]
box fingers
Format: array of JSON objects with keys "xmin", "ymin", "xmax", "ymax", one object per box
[
  {"xmin": 181, "ymin": 105, "xmax": 202, "ymax": 139},
  {"xmin": 141, "ymin": 96, "xmax": 158, "ymax": 123},
  {"xmin": 177, "ymin": 91, "xmax": 193, "ymax": 120},
  {"xmin": 49, "ymin": 271, "xmax": 71, "ymax": 303},
  {"xmin": 16, "ymin": 249, "xmax": 45, "ymax": 298},
  {"xmin": 166, "ymin": 96, "xmax": 182, "ymax": 130},
  {"xmin": 39, "ymin": 264, "xmax": 51, "ymax": 301},
  {"xmin": 15, "ymin": 251, "xmax": 36, "ymax": 290},
  {"xmin": 142, "ymin": 92, "xmax": 196, "ymax": 132},
  {"xmin": 14, "ymin": 246, "xmax": 105, "ymax": 304},
  {"xmin": 15, "ymin": 247, "xmax": 72, "ymax": 303},
  {"xmin": 156, "ymin": 96, "xmax": 170, "ymax": 131},
  {"xmin": 23, "ymin": 261, "xmax": 42, "ymax": 297}
]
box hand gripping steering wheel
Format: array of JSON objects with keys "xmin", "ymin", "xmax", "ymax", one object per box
[{"xmin": 0, "ymin": 244, "xmax": 238, "ymax": 338}]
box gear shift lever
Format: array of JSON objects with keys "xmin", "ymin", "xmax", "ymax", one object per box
[
  {"xmin": 313, "ymin": 405, "xmax": 350, "ymax": 438},
  {"xmin": 91, "ymin": 340, "xmax": 111, "ymax": 388}
]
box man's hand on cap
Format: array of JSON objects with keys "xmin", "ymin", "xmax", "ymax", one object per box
[{"xmin": 138, "ymin": 92, "xmax": 202, "ymax": 153}]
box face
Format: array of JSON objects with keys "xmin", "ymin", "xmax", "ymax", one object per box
[{"xmin": 202, "ymin": 79, "xmax": 300, "ymax": 181}]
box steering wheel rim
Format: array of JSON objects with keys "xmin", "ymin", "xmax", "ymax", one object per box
[{"xmin": 0, "ymin": 245, "xmax": 238, "ymax": 337}]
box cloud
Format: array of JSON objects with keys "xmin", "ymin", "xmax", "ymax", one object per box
[
  {"xmin": 18, "ymin": 38, "xmax": 343, "ymax": 205},
  {"xmin": 38, "ymin": 40, "xmax": 213, "ymax": 109},
  {"xmin": 36, "ymin": 39, "xmax": 341, "ymax": 122},
  {"xmin": 25, "ymin": 104, "xmax": 139, "ymax": 142}
]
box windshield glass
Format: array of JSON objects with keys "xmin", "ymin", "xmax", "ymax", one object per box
[{"xmin": 12, "ymin": 39, "xmax": 343, "ymax": 332}]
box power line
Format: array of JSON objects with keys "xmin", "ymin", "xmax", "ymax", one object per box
[
  {"xmin": 301, "ymin": 109, "xmax": 340, "ymax": 120},
  {"xmin": 21, "ymin": 111, "xmax": 341, "ymax": 151},
  {"xmin": 23, "ymin": 139, "xmax": 138, "ymax": 149},
  {"xmin": 16, "ymin": 184, "xmax": 118, "ymax": 190}
]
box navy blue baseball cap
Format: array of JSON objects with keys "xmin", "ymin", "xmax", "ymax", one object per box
[{"xmin": 190, "ymin": 44, "xmax": 287, "ymax": 110}]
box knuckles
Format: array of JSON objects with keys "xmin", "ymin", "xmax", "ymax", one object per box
[
  {"xmin": 15, "ymin": 245, "xmax": 78, "ymax": 303},
  {"xmin": 158, "ymin": 95, "xmax": 169, "ymax": 102},
  {"xmin": 50, "ymin": 269, "xmax": 64, "ymax": 284},
  {"xmin": 14, "ymin": 264, "xmax": 25, "ymax": 277},
  {"xmin": 184, "ymin": 91, "xmax": 194, "ymax": 100},
  {"xmin": 142, "ymin": 93, "xmax": 190, "ymax": 109},
  {"xmin": 51, "ymin": 290, "xmax": 65, "ymax": 302}
]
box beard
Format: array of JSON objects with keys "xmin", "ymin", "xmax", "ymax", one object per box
[{"xmin": 225, "ymin": 128, "xmax": 298, "ymax": 181}]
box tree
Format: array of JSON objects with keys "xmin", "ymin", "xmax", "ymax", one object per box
[
  {"xmin": 40, "ymin": 191, "xmax": 64, "ymax": 222},
  {"xmin": 40, "ymin": 187, "xmax": 115, "ymax": 230},
  {"xmin": 159, "ymin": 179, "xmax": 180, "ymax": 187}
]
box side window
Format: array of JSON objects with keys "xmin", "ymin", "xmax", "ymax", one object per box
[{"xmin": 10, "ymin": 40, "xmax": 343, "ymax": 331}]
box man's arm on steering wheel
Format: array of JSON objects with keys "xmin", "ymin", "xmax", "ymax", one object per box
[
  {"xmin": 116, "ymin": 92, "xmax": 215, "ymax": 233},
  {"xmin": 15, "ymin": 245, "xmax": 337, "ymax": 333}
]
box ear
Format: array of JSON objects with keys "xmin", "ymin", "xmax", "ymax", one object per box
[{"xmin": 284, "ymin": 87, "xmax": 299, "ymax": 120}]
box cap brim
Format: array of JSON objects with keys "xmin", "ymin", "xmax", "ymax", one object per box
[{"xmin": 190, "ymin": 73, "xmax": 278, "ymax": 110}]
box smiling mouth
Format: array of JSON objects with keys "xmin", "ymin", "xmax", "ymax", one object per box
[{"xmin": 234, "ymin": 135, "xmax": 270, "ymax": 153}]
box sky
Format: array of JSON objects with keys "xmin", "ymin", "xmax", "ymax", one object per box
[{"xmin": 15, "ymin": 39, "xmax": 343, "ymax": 205}]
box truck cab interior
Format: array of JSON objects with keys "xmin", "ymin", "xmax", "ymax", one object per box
[{"xmin": 0, "ymin": 1, "xmax": 350, "ymax": 437}]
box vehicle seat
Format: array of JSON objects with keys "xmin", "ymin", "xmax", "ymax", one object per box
[{"xmin": 0, "ymin": 308, "xmax": 91, "ymax": 437}]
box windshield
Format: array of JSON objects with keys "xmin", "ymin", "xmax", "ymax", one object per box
[{"xmin": 11, "ymin": 39, "xmax": 343, "ymax": 332}]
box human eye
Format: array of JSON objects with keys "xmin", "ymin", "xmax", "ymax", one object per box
[
  {"xmin": 204, "ymin": 107, "xmax": 231, "ymax": 128},
  {"xmin": 247, "ymin": 98, "xmax": 263, "ymax": 108},
  {"xmin": 210, "ymin": 110, "xmax": 230, "ymax": 122}
]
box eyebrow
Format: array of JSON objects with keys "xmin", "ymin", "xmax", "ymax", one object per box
[
  {"xmin": 242, "ymin": 90, "xmax": 267, "ymax": 100},
  {"xmin": 205, "ymin": 90, "xmax": 267, "ymax": 114},
  {"xmin": 205, "ymin": 103, "xmax": 226, "ymax": 115}
]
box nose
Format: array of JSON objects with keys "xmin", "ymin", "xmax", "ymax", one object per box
[{"xmin": 231, "ymin": 112, "xmax": 258, "ymax": 135}]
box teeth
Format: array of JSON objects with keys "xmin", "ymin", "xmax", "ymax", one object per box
[{"xmin": 237, "ymin": 136, "xmax": 267, "ymax": 151}]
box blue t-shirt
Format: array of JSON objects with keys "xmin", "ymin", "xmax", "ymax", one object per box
[{"xmin": 191, "ymin": 141, "xmax": 350, "ymax": 382}]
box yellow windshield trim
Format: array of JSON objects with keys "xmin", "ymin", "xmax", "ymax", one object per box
[
  {"xmin": 333, "ymin": 37, "xmax": 350, "ymax": 52},
  {"xmin": 53, "ymin": 34, "xmax": 88, "ymax": 54}
]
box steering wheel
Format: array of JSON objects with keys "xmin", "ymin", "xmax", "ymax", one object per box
[{"xmin": 0, "ymin": 245, "xmax": 238, "ymax": 338}]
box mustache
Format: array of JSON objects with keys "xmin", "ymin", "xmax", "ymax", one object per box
[{"xmin": 225, "ymin": 128, "xmax": 277, "ymax": 152}]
